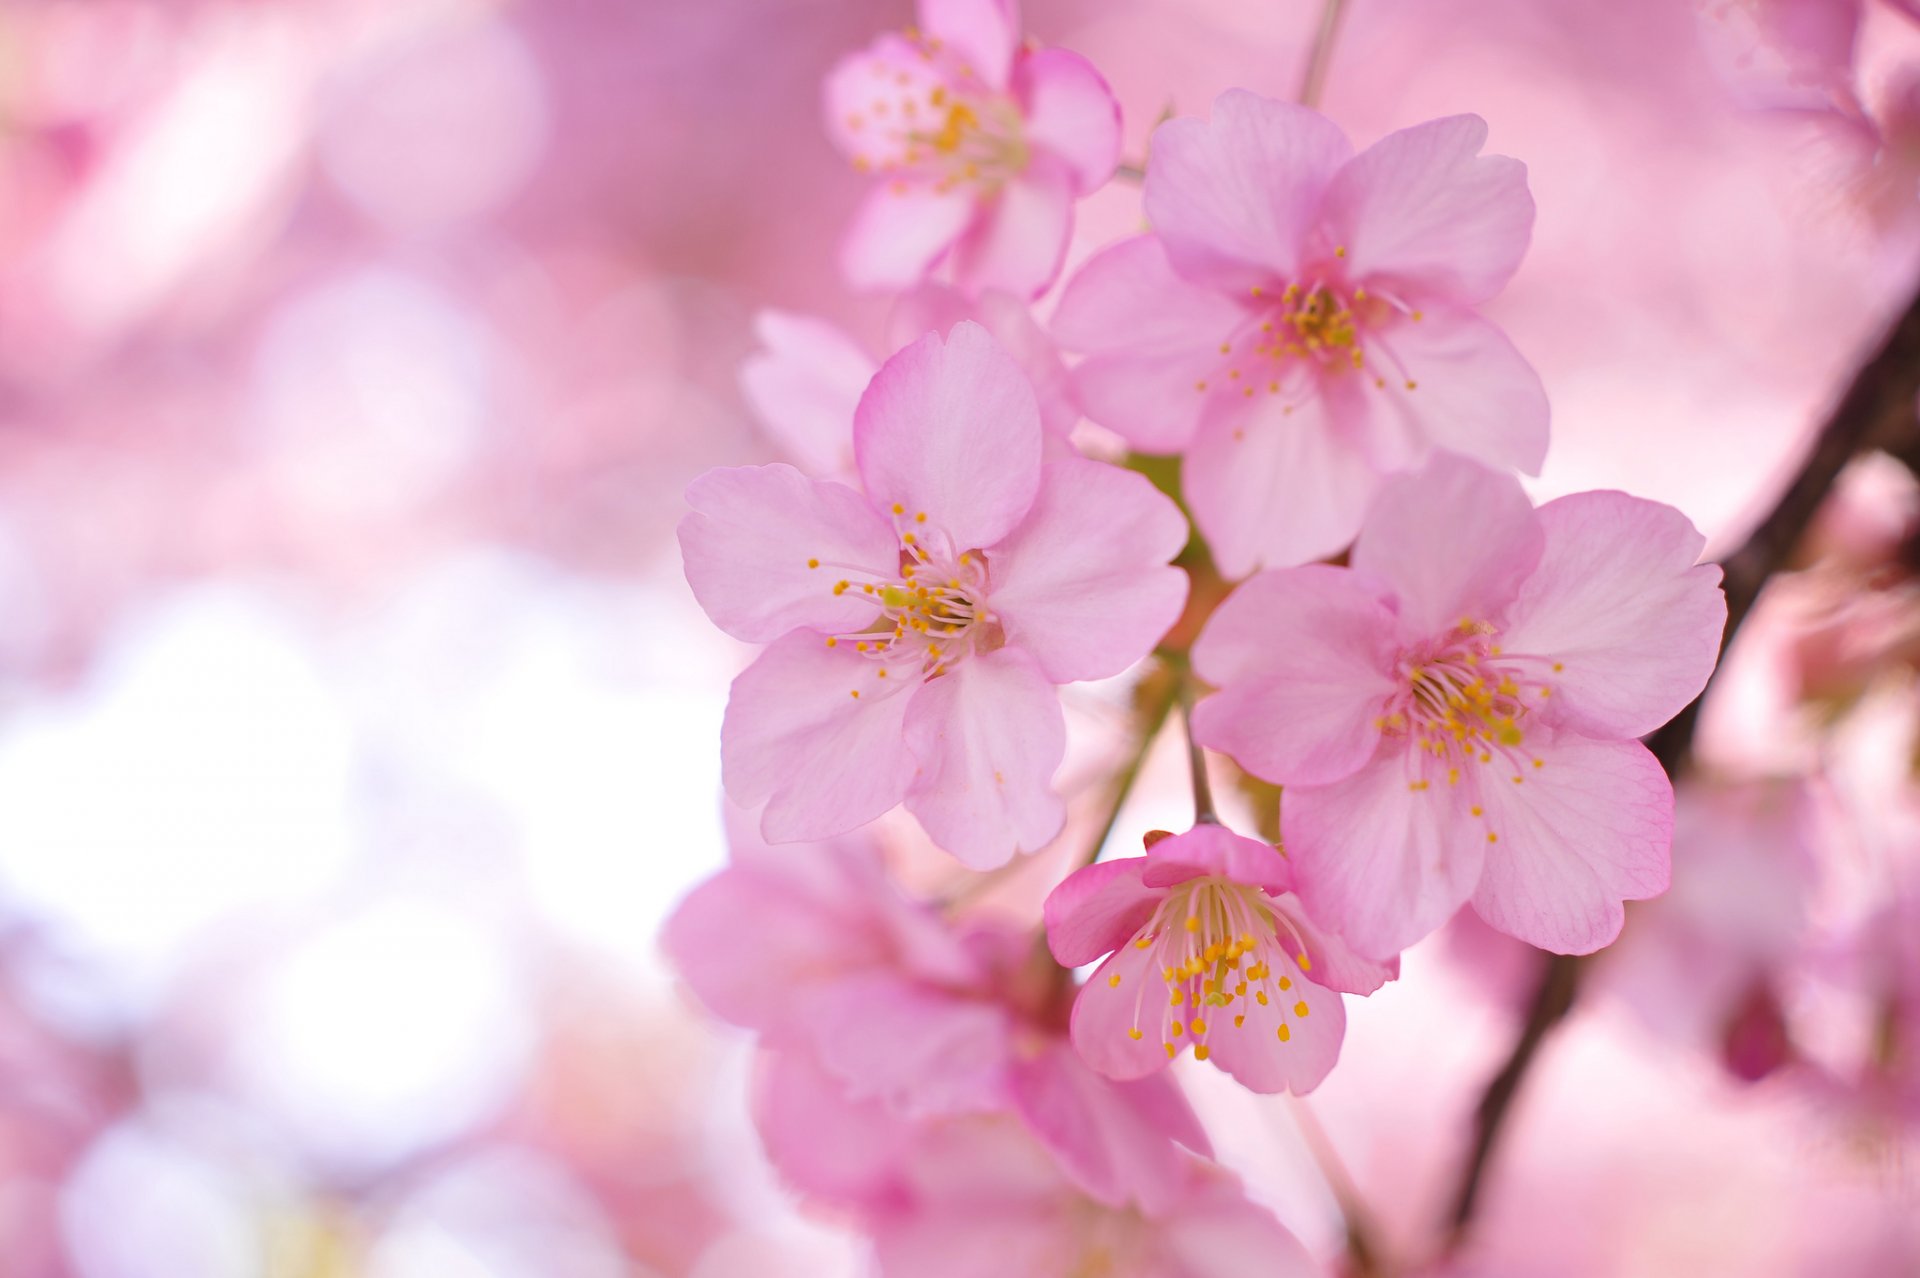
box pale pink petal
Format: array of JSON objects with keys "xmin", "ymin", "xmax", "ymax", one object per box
[
  {"xmin": 1050, "ymin": 236, "xmax": 1247, "ymax": 452},
  {"xmin": 1354, "ymin": 309, "xmax": 1549, "ymax": 475},
  {"xmin": 1190, "ymin": 564, "xmax": 1399, "ymax": 785},
  {"xmin": 1044, "ymin": 857, "xmax": 1163, "ymax": 967},
  {"xmin": 856, "ymin": 322, "xmax": 1043, "ymax": 550},
  {"xmin": 1200, "ymin": 961, "xmax": 1346, "ymax": 1094},
  {"xmin": 951, "ymin": 155, "xmax": 1075, "ymax": 298},
  {"xmin": 1469, "ymin": 735, "xmax": 1674, "ymax": 954},
  {"xmin": 873, "ymin": 1210, "xmax": 1072, "ymax": 1278},
  {"xmin": 679, "ymin": 464, "xmax": 897, "ymax": 643},
  {"xmin": 903, "ymin": 648, "xmax": 1066, "ymax": 868},
  {"xmin": 1007, "ymin": 1043, "xmax": 1192, "ymax": 1211},
  {"xmin": 739, "ymin": 311, "xmax": 875, "ymax": 475},
  {"xmin": 1161, "ymin": 1184, "xmax": 1319, "ymax": 1277},
  {"xmin": 917, "ymin": 0, "xmax": 1020, "ymax": 89},
  {"xmin": 803, "ymin": 973, "xmax": 1012, "ymax": 1116},
  {"xmin": 721, "ymin": 631, "xmax": 920, "ymax": 842},
  {"xmin": 1185, "ymin": 379, "xmax": 1384, "ymax": 577},
  {"xmin": 754, "ymin": 1051, "xmax": 909, "ymax": 1212},
  {"xmin": 1320, "ymin": 114, "xmax": 1534, "ymax": 306},
  {"xmin": 1070, "ymin": 937, "xmax": 1177, "ymax": 1081},
  {"xmin": 1270, "ymin": 895, "xmax": 1399, "ymax": 996},
  {"xmin": 1501, "ymin": 492, "xmax": 1726, "ymax": 739},
  {"xmin": 1143, "ymin": 90, "xmax": 1354, "ymax": 290},
  {"xmin": 1140, "ymin": 824, "xmax": 1293, "ymax": 895},
  {"xmin": 1285, "ymin": 749, "xmax": 1483, "ymax": 959},
  {"xmin": 823, "ymin": 36, "xmax": 945, "ymax": 161},
  {"xmin": 840, "ymin": 180, "xmax": 977, "ymax": 292},
  {"xmin": 1016, "ymin": 48, "xmax": 1121, "ymax": 192},
  {"xmin": 1350, "ymin": 452, "xmax": 1543, "ymax": 638},
  {"xmin": 987, "ymin": 458, "xmax": 1188, "ymax": 683},
  {"xmin": 888, "ymin": 285, "xmax": 1081, "ymax": 440}
]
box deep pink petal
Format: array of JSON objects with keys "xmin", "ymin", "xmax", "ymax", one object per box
[
  {"xmin": 1044, "ymin": 857, "xmax": 1163, "ymax": 967},
  {"xmin": 1070, "ymin": 938, "xmax": 1177, "ymax": 1081},
  {"xmin": 1050, "ymin": 235, "xmax": 1246, "ymax": 452},
  {"xmin": 889, "ymin": 286, "xmax": 1080, "ymax": 439},
  {"xmin": 1140, "ymin": 824, "xmax": 1293, "ymax": 894},
  {"xmin": 1184, "ymin": 380, "xmax": 1384, "ymax": 577},
  {"xmin": 1502, "ymin": 491, "xmax": 1726, "ymax": 739},
  {"xmin": 1143, "ymin": 90, "xmax": 1354, "ymax": 290},
  {"xmin": 917, "ymin": 0, "xmax": 1019, "ymax": 89},
  {"xmin": 1285, "ymin": 748, "xmax": 1484, "ymax": 959},
  {"xmin": 856, "ymin": 322, "xmax": 1043, "ymax": 550},
  {"xmin": 1269, "ymin": 894, "xmax": 1399, "ymax": 996},
  {"xmin": 951, "ymin": 156, "xmax": 1075, "ymax": 298},
  {"xmin": 1354, "ymin": 308, "xmax": 1549, "ymax": 475},
  {"xmin": 1007, "ymin": 1043, "xmax": 1193, "ymax": 1211},
  {"xmin": 1320, "ymin": 114, "xmax": 1534, "ymax": 306},
  {"xmin": 721, "ymin": 631, "xmax": 920, "ymax": 842},
  {"xmin": 903, "ymin": 648, "xmax": 1066, "ymax": 868},
  {"xmin": 803, "ymin": 973, "xmax": 1012, "ymax": 1116},
  {"xmin": 1190, "ymin": 564, "xmax": 1399, "ymax": 786},
  {"xmin": 987, "ymin": 458, "xmax": 1189, "ymax": 683},
  {"xmin": 738, "ymin": 311, "xmax": 875, "ymax": 476},
  {"xmin": 679, "ymin": 464, "xmax": 897, "ymax": 643},
  {"xmin": 1015, "ymin": 47, "xmax": 1121, "ymax": 192},
  {"xmin": 1469, "ymin": 735, "xmax": 1674, "ymax": 954},
  {"xmin": 1350, "ymin": 452, "xmax": 1543, "ymax": 638},
  {"xmin": 1199, "ymin": 960, "xmax": 1346, "ymax": 1095},
  {"xmin": 840, "ymin": 180, "xmax": 976, "ymax": 292}
]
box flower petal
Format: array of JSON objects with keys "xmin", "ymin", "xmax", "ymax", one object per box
[
  {"xmin": 903, "ymin": 647, "xmax": 1066, "ymax": 868},
  {"xmin": 1469, "ymin": 735, "xmax": 1674, "ymax": 954},
  {"xmin": 987, "ymin": 458, "xmax": 1189, "ymax": 684},
  {"xmin": 1069, "ymin": 937, "xmax": 1177, "ymax": 1081},
  {"xmin": 754, "ymin": 1051, "xmax": 910, "ymax": 1213},
  {"xmin": 1161, "ymin": 1183, "xmax": 1320, "ymax": 1277},
  {"xmin": 721, "ymin": 630, "xmax": 920, "ymax": 842},
  {"xmin": 1285, "ymin": 748, "xmax": 1483, "ymax": 959},
  {"xmin": 889, "ymin": 285, "xmax": 1080, "ymax": 439},
  {"xmin": 1016, "ymin": 47, "xmax": 1121, "ymax": 192},
  {"xmin": 679, "ymin": 464, "xmax": 897, "ymax": 643},
  {"xmin": 856, "ymin": 322, "xmax": 1043, "ymax": 550},
  {"xmin": 951, "ymin": 155, "xmax": 1076, "ymax": 299},
  {"xmin": 1199, "ymin": 962, "xmax": 1346, "ymax": 1095},
  {"xmin": 1007, "ymin": 1043, "xmax": 1199, "ymax": 1212},
  {"xmin": 738, "ymin": 311, "xmax": 875, "ymax": 476},
  {"xmin": 1140, "ymin": 824, "xmax": 1293, "ymax": 894},
  {"xmin": 1350, "ymin": 451, "xmax": 1543, "ymax": 638},
  {"xmin": 918, "ymin": 0, "xmax": 1019, "ymax": 89},
  {"xmin": 1044, "ymin": 856, "xmax": 1164, "ymax": 967},
  {"xmin": 1501, "ymin": 491, "xmax": 1726, "ymax": 739},
  {"xmin": 1320, "ymin": 114, "xmax": 1534, "ymax": 306},
  {"xmin": 840, "ymin": 179, "xmax": 977, "ymax": 293},
  {"xmin": 1190, "ymin": 563, "xmax": 1399, "ymax": 786},
  {"xmin": 1270, "ymin": 894, "xmax": 1399, "ymax": 996},
  {"xmin": 1184, "ymin": 378, "xmax": 1384, "ymax": 577},
  {"xmin": 803, "ymin": 972, "xmax": 1012, "ymax": 1116},
  {"xmin": 1354, "ymin": 308, "xmax": 1549, "ymax": 475},
  {"xmin": 1143, "ymin": 90, "xmax": 1353, "ymax": 290}
]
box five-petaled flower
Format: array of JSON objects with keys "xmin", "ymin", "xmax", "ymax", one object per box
[
  {"xmin": 680, "ymin": 321, "xmax": 1189, "ymax": 868},
  {"xmin": 825, "ymin": 0, "xmax": 1122, "ymax": 297},
  {"xmin": 1045, "ymin": 824, "xmax": 1396, "ymax": 1093},
  {"xmin": 1051, "ymin": 90, "xmax": 1549, "ymax": 576},
  {"xmin": 1191, "ymin": 453, "xmax": 1727, "ymax": 959}
]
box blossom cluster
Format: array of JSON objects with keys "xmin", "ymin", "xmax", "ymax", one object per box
[{"xmin": 669, "ymin": 0, "xmax": 1729, "ymax": 1267}]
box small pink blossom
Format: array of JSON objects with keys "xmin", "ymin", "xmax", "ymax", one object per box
[
  {"xmin": 824, "ymin": 0, "xmax": 1122, "ymax": 297},
  {"xmin": 1045, "ymin": 824, "xmax": 1396, "ymax": 1094},
  {"xmin": 1051, "ymin": 90, "xmax": 1547, "ymax": 575},
  {"xmin": 1191, "ymin": 453, "xmax": 1727, "ymax": 958},
  {"xmin": 682, "ymin": 322, "xmax": 1188, "ymax": 867}
]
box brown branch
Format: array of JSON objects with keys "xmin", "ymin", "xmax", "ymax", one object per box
[{"xmin": 1441, "ymin": 280, "xmax": 1920, "ymax": 1249}]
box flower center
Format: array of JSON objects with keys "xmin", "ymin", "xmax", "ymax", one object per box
[
  {"xmin": 1193, "ymin": 265, "xmax": 1427, "ymax": 407},
  {"xmin": 1118, "ymin": 876, "xmax": 1314, "ymax": 1061},
  {"xmin": 839, "ymin": 33, "xmax": 1029, "ymax": 190}
]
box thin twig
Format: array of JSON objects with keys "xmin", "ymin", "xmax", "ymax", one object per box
[
  {"xmin": 1441, "ymin": 280, "xmax": 1920, "ymax": 1248},
  {"xmin": 1290, "ymin": 1098, "xmax": 1391, "ymax": 1277},
  {"xmin": 1181, "ymin": 676, "xmax": 1219, "ymax": 825},
  {"xmin": 1296, "ymin": 0, "xmax": 1348, "ymax": 110}
]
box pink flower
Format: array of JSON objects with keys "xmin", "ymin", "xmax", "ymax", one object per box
[
  {"xmin": 1044, "ymin": 824, "xmax": 1396, "ymax": 1094},
  {"xmin": 824, "ymin": 0, "xmax": 1121, "ymax": 297},
  {"xmin": 681, "ymin": 322, "xmax": 1188, "ymax": 867},
  {"xmin": 1051, "ymin": 90, "xmax": 1548, "ymax": 576},
  {"xmin": 1191, "ymin": 453, "xmax": 1726, "ymax": 958}
]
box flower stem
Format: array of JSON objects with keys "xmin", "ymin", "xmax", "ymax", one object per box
[
  {"xmin": 1289, "ymin": 1098, "xmax": 1391, "ymax": 1277},
  {"xmin": 1181, "ymin": 674, "xmax": 1219, "ymax": 825},
  {"xmin": 1080, "ymin": 658, "xmax": 1181, "ymax": 867},
  {"xmin": 1296, "ymin": 0, "xmax": 1348, "ymax": 110}
]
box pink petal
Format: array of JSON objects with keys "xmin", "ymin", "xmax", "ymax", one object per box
[
  {"xmin": 1270, "ymin": 894, "xmax": 1399, "ymax": 996},
  {"xmin": 1140, "ymin": 824, "xmax": 1293, "ymax": 895},
  {"xmin": 855, "ymin": 322, "xmax": 1043, "ymax": 551},
  {"xmin": 1161, "ymin": 1183, "xmax": 1319, "ymax": 1276},
  {"xmin": 1354, "ymin": 308, "xmax": 1549, "ymax": 475},
  {"xmin": 1044, "ymin": 856, "xmax": 1164, "ymax": 967},
  {"xmin": 739, "ymin": 311, "xmax": 875, "ymax": 476},
  {"xmin": 1190, "ymin": 564, "xmax": 1399, "ymax": 786},
  {"xmin": 1469, "ymin": 735, "xmax": 1674, "ymax": 954},
  {"xmin": 987, "ymin": 458, "xmax": 1189, "ymax": 683},
  {"xmin": 917, "ymin": 0, "xmax": 1020, "ymax": 90},
  {"xmin": 1015, "ymin": 47, "xmax": 1121, "ymax": 192},
  {"xmin": 721, "ymin": 630, "xmax": 920, "ymax": 842},
  {"xmin": 1501, "ymin": 491, "xmax": 1726, "ymax": 739},
  {"xmin": 1007, "ymin": 1043, "xmax": 1194, "ymax": 1211},
  {"xmin": 1284, "ymin": 749, "xmax": 1484, "ymax": 959},
  {"xmin": 1320, "ymin": 114, "xmax": 1534, "ymax": 307},
  {"xmin": 1069, "ymin": 937, "xmax": 1177, "ymax": 1081},
  {"xmin": 1184, "ymin": 379, "xmax": 1384, "ymax": 577},
  {"xmin": 1350, "ymin": 452, "xmax": 1543, "ymax": 638},
  {"xmin": 1143, "ymin": 90, "xmax": 1353, "ymax": 291},
  {"xmin": 754, "ymin": 1051, "xmax": 909, "ymax": 1212},
  {"xmin": 903, "ymin": 647, "xmax": 1067, "ymax": 868},
  {"xmin": 1050, "ymin": 235, "xmax": 1246, "ymax": 452},
  {"xmin": 679, "ymin": 464, "xmax": 898, "ymax": 643},
  {"xmin": 840, "ymin": 180, "xmax": 977, "ymax": 293},
  {"xmin": 951, "ymin": 156, "xmax": 1075, "ymax": 299},
  {"xmin": 803, "ymin": 973, "xmax": 1012, "ymax": 1116},
  {"xmin": 822, "ymin": 35, "xmax": 945, "ymax": 162},
  {"xmin": 1199, "ymin": 959, "xmax": 1346, "ymax": 1095},
  {"xmin": 888, "ymin": 285, "xmax": 1081, "ymax": 440}
]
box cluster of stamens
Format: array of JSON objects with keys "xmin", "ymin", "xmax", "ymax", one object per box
[
  {"xmin": 1199, "ymin": 264, "xmax": 1427, "ymax": 411},
  {"xmin": 1113, "ymin": 877, "xmax": 1314, "ymax": 1061},
  {"xmin": 840, "ymin": 29, "xmax": 1028, "ymax": 191}
]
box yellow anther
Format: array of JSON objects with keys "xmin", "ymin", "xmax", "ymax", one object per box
[
  {"xmin": 1296, "ymin": 953, "xmax": 1311, "ymax": 972},
  {"xmin": 1170, "ymin": 1021, "xmax": 1184, "ymax": 1036},
  {"xmin": 1487, "ymin": 832, "xmax": 1499, "ymax": 843},
  {"xmin": 1405, "ymin": 380, "xmax": 1418, "ymax": 390},
  {"xmin": 1194, "ymin": 1044, "xmax": 1211, "ymax": 1062},
  {"xmin": 1533, "ymin": 758, "xmax": 1545, "ymax": 769},
  {"xmin": 1255, "ymin": 991, "xmax": 1269, "ymax": 1006},
  {"xmin": 1191, "ymin": 1018, "xmax": 1208, "ymax": 1034},
  {"xmin": 1234, "ymin": 1015, "xmax": 1246, "ymax": 1027},
  {"xmin": 1334, "ymin": 245, "xmax": 1346, "ymax": 257},
  {"xmin": 1129, "ymin": 1027, "xmax": 1143, "ymax": 1040},
  {"xmin": 850, "ymin": 690, "xmax": 860, "ymax": 699},
  {"xmin": 1184, "ymin": 916, "xmax": 1200, "ymax": 933},
  {"xmin": 1279, "ymin": 975, "xmax": 1292, "ymax": 991},
  {"xmin": 1295, "ymin": 1001, "xmax": 1310, "ymax": 1017},
  {"xmin": 825, "ymin": 637, "xmax": 838, "ymax": 648},
  {"xmin": 1552, "ymin": 662, "xmax": 1564, "ymax": 672},
  {"xmin": 1170, "ymin": 990, "xmax": 1184, "ymax": 1006},
  {"xmin": 1134, "ymin": 937, "xmax": 1153, "ymax": 950},
  {"xmin": 891, "ymin": 503, "xmax": 904, "ymax": 515},
  {"xmin": 1277, "ymin": 1023, "xmax": 1292, "ymax": 1042},
  {"xmin": 807, "ymin": 558, "xmax": 820, "ymax": 569},
  {"xmin": 1165, "ymin": 1043, "xmax": 1178, "ymax": 1058}
]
